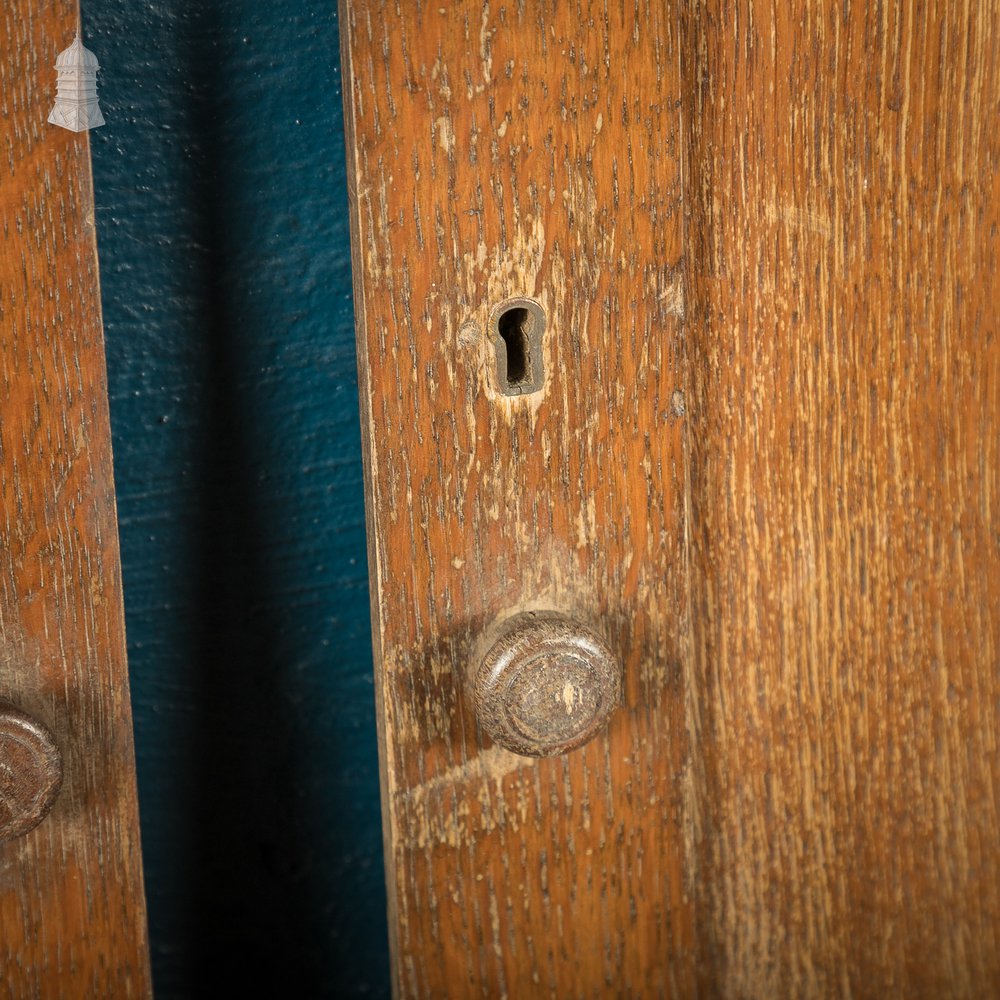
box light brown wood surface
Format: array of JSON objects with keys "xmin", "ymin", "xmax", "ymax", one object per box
[
  {"xmin": 343, "ymin": 1, "xmax": 1000, "ymax": 996},
  {"xmin": 340, "ymin": 2, "xmax": 693, "ymax": 996},
  {"xmin": 0, "ymin": 2, "xmax": 151, "ymax": 995},
  {"xmin": 682, "ymin": 2, "xmax": 1000, "ymax": 996}
]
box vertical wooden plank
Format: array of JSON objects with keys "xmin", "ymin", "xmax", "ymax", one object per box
[
  {"xmin": 0, "ymin": 2, "xmax": 151, "ymax": 994},
  {"xmin": 340, "ymin": 2, "xmax": 693, "ymax": 995},
  {"xmin": 683, "ymin": 1, "xmax": 1000, "ymax": 995}
]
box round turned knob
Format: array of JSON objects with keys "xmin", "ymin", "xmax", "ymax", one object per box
[
  {"xmin": 472, "ymin": 612, "xmax": 623, "ymax": 757},
  {"xmin": 0, "ymin": 700, "xmax": 63, "ymax": 842}
]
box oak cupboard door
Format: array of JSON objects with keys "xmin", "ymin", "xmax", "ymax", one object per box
[
  {"xmin": 340, "ymin": 1, "xmax": 693, "ymax": 996},
  {"xmin": 682, "ymin": 1, "xmax": 1000, "ymax": 995},
  {"xmin": 342, "ymin": 0, "xmax": 1000, "ymax": 997},
  {"xmin": 0, "ymin": 1, "xmax": 151, "ymax": 995}
]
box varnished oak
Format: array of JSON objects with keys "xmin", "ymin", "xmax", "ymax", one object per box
[
  {"xmin": 340, "ymin": 2, "xmax": 692, "ymax": 996},
  {"xmin": 682, "ymin": 1, "xmax": 1000, "ymax": 996},
  {"xmin": 0, "ymin": 2, "xmax": 151, "ymax": 995},
  {"xmin": 345, "ymin": 0, "xmax": 1000, "ymax": 997}
]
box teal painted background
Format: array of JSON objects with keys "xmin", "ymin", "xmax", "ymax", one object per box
[{"xmin": 85, "ymin": 2, "xmax": 388, "ymax": 994}]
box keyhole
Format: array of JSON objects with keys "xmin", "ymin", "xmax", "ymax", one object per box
[
  {"xmin": 498, "ymin": 307, "xmax": 531, "ymax": 387},
  {"xmin": 492, "ymin": 298, "xmax": 545, "ymax": 396}
]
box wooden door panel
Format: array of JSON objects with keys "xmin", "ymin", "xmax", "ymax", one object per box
[
  {"xmin": 1, "ymin": 3, "xmax": 151, "ymax": 994},
  {"xmin": 340, "ymin": 2, "xmax": 693, "ymax": 996},
  {"xmin": 683, "ymin": 1, "xmax": 1000, "ymax": 996},
  {"xmin": 344, "ymin": 0, "xmax": 1000, "ymax": 996}
]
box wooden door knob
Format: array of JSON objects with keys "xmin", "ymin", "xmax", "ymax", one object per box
[
  {"xmin": 471, "ymin": 612, "xmax": 623, "ymax": 757},
  {"xmin": 0, "ymin": 699, "xmax": 63, "ymax": 842}
]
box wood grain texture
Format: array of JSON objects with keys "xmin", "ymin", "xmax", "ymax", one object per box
[
  {"xmin": 340, "ymin": 2, "xmax": 692, "ymax": 996},
  {"xmin": 0, "ymin": 2, "xmax": 151, "ymax": 995},
  {"xmin": 683, "ymin": 1, "xmax": 1000, "ymax": 996}
]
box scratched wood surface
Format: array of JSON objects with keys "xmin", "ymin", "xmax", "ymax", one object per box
[
  {"xmin": 0, "ymin": 2, "xmax": 151, "ymax": 995},
  {"xmin": 682, "ymin": 1, "xmax": 1000, "ymax": 996},
  {"xmin": 340, "ymin": 1, "xmax": 692, "ymax": 996}
]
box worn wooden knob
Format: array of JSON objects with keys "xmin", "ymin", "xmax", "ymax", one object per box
[
  {"xmin": 472, "ymin": 612, "xmax": 623, "ymax": 757},
  {"xmin": 0, "ymin": 699, "xmax": 63, "ymax": 842}
]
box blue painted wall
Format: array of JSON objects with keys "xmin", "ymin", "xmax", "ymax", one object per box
[{"xmin": 85, "ymin": 2, "xmax": 388, "ymax": 994}]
